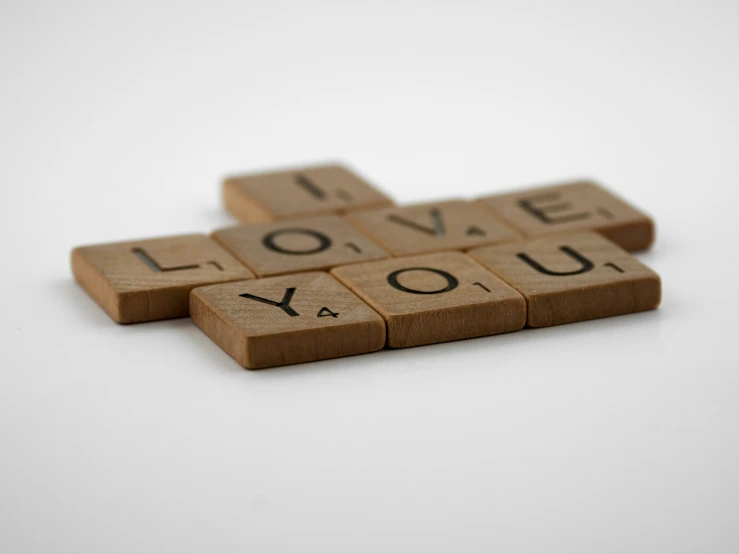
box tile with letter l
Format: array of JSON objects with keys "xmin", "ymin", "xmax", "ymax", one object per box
[
  {"xmin": 223, "ymin": 163, "xmax": 395, "ymax": 223},
  {"xmin": 477, "ymin": 180, "xmax": 655, "ymax": 252},
  {"xmin": 331, "ymin": 251, "xmax": 526, "ymax": 348},
  {"xmin": 190, "ymin": 272, "xmax": 386, "ymax": 369},
  {"xmin": 211, "ymin": 215, "xmax": 390, "ymax": 277},
  {"xmin": 345, "ymin": 200, "xmax": 521, "ymax": 256},
  {"xmin": 468, "ymin": 231, "xmax": 661, "ymax": 328},
  {"xmin": 71, "ymin": 234, "xmax": 254, "ymax": 323}
]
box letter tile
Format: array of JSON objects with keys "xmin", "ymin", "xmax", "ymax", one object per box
[
  {"xmin": 331, "ymin": 252, "xmax": 526, "ymax": 348},
  {"xmin": 469, "ymin": 232, "xmax": 661, "ymax": 327},
  {"xmin": 212, "ymin": 215, "xmax": 389, "ymax": 277},
  {"xmin": 71, "ymin": 234, "xmax": 254, "ymax": 323},
  {"xmin": 223, "ymin": 164, "xmax": 394, "ymax": 223},
  {"xmin": 190, "ymin": 273, "xmax": 386, "ymax": 369},
  {"xmin": 478, "ymin": 180, "xmax": 654, "ymax": 251},
  {"xmin": 345, "ymin": 200, "xmax": 521, "ymax": 256}
]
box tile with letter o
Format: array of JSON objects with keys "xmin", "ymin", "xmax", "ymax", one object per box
[
  {"xmin": 477, "ymin": 180, "xmax": 654, "ymax": 252},
  {"xmin": 331, "ymin": 252, "xmax": 526, "ymax": 348},
  {"xmin": 345, "ymin": 200, "xmax": 521, "ymax": 256},
  {"xmin": 223, "ymin": 163, "xmax": 394, "ymax": 223},
  {"xmin": 211, "ymin": 215, "xmax": 390, "ymax": 277},
  {"xmin": 71, "ymin": 234, "xmax": 254, "ymax": 323},
  {"xmin": 469, "ymin": 232, "xmax": 661, "ymax": 327},
  {"xmin": 190, "ymin": 272, "xmax": 386, "ymax": 369}
]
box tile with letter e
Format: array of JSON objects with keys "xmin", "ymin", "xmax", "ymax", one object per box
[
  {"xmin": 190, "ymin": 272, "xmax": 386, "ymax": 369},
  {"xmin": 71, "ymin": 234, "xmax": 254, "ymax": 323},
  {"xmin": 345, "ymin": 200, "xmax": 521, "ymax": 256},
  {"xmin": 477, "ymin": 180, "xmax": 655, "ymax": 252},
  {"xmin": 331, "ymin": 252, "xmax": 526, "ymax": 348},
  {"xmin": 468, "ymin": 232, "xmax": 661, "ymax": 328},
  {"xmin": 223, "ymin": 163, "xmax": 395, "ymax": 223},
  {"xmin": 212, "ymin": 215, "xmax": 389, "ymax": 277}
]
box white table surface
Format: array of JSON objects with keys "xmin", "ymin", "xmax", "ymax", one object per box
[{"xmin": 2, "ymin": 1, "xmax": 738, "ymax": 552}]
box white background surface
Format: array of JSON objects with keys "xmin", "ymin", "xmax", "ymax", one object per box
[{"xmin": 2, "ymin": 1, "xmax": 738, "ymax": 552}]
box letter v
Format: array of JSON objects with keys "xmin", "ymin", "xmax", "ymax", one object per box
[{"xmin": 386, "ymin": 208, "xmax": 445, "ymax": 236}]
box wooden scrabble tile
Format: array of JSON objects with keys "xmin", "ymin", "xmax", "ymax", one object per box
[
  {"xmin": 468, "ymin": 232, "xmax": 661, "ymax": 328},
  {"xmin": 331, "ymin": 252, "xmax": 526, "ymax": 348},
  {"xmin": 212, "ymin": 215, "xmax": 390, "ymax": 277},
  {"xmin": 345, "ymin": 200, "xmax": 521, "ymax": 256},
  {"xmin": 190, "ymin": 272, "xmax": 386, "ymax": 369},
  {"xmin": 71, "ymin": 234, "xmax": 254, "ymax": 323},
  {"xmin": 223, "ymin": 163, "xmax": 395, "ymax": 223},
  {"xmin": 477, "ymin": 180, "xmax": 655, "ymax": 252}
]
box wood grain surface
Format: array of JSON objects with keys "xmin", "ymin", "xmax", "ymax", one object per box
[
  {"xmin": 345, "ymin": 200, "xmax": 521, "ymax": 257},
  {"xmin": 331, "ymin": 251, "xmax": 526, "ymax": 348},
  {"xmin": 190, "ymin": 272, "xmax": 386, "ymax": 369},
  {"xmin": 477, "ymin": 180, "xmax": 655, "ymax": 252},
  {"xmin": 469, "ymin": 232, "xmax": 661, "ymax": 327},
  {"xmin": 212, "ymin": 215, "xmax": 389, "ymax": 277},
  {"xmin": 71, "ymin": 234, "xmax": 254, "ymax": 323},
  {"xmin": 223, "ymin": 163, "xmax": 394, "ymax": 223}
]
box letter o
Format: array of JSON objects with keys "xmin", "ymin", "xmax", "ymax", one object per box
[
  {"xmin": 386, "ymin": 267, "xmax": 459, "ymax": 295},
  {"xmin": 262, "ymin": 228, "xmax": 332, "ymax": 255}
]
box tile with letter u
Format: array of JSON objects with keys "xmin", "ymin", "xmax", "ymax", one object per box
[{"xmin": 469, "ymin": 232, "xmax": 661, "ymax": 327}]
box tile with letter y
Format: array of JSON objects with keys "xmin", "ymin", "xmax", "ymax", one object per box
[
  {"xmin": 468, "ymin": 232, "xmax": 661, "ymax": 328},
  {"xmin": 331, "ymin": 252, "xmax": 526, "ymax": 348},
  {"xmin": 190, "ymin": 273, "xmax": 386, "ymax": 369},
  {"xmin": 345, "ymin": 200, "xmax": 521, "ymax": 256},
  {"xmin": 223, "ymin": 163, "xmax": 395, "ymax": 223},
  {"xmin": 477, "ymin": 180, "xmax": 655, "ymax": 252},
  {"xmin": 71, "ymin": 234, "xmax": 254, "ymax": 323},
  {"xmin": 211, "ymin": 215, "xmax": 390, "ymax": 277}
]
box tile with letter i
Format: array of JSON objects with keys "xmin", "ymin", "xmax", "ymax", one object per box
[
  {"xmin": 71, "ymin": 234, "xmax": 254, "ymax": 323},
  {"xmin": 345, "ymin": 200, "xmax": 521, "ymax": 256},
  {"xmin": 211, "ymin": 215, "xmax": 390, "ymax": 277},
  {"xmin": 223, "ymin": 163, "xmax": 395, "ymax": 223},
  {"xmin": 477, "ymin": 180, "xmax": 655, "ymax": 252},
  {"xmin": 468, "ymin": 232, "xmax": 661, "ymax": 327},
  {"xmin": 190, "ymin": 273, "xmax": 386, "ymax": 369},
  {"xmin": 331, "ymin": 252, "xmax": 526, "ymax": 348}
]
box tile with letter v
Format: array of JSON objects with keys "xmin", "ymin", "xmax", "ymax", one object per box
[
  {"xmin": 190, "ymin": 272, "xmax": 386, "ymax": 369},
  {"xmin": 346, "ymin": 199, "xmax": 521, "ymax": 256}
]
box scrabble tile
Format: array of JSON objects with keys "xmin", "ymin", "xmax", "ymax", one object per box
[
  {"xmin": 212, "ymin": 215, "xmax": 390, "ymax": 277},
  {"xmin": 345, "ymin": 200, "xmax": 521, "ymax": 256},
  {"xmin": 190, "ymin": 272, "xmax": 386, "ymax": 369},
  {"xmin": 223, "ymin": 163, "xmax": 395, "ymax": 223},
  {"xmin": 468, "ymin": 232, "xmax": 661, "ymax": 328},
  {"xmin": 477, "ymin": 180, "xmax": 655, "ymax": 252},
  {"xmin": 331, "ymin": 252, "xmax": 526, "ymax": 348},
  {"xmin": 71, "ymin": 234, "xmax": 254, "ymax": 323}
]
